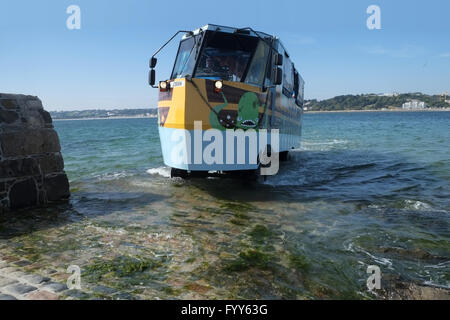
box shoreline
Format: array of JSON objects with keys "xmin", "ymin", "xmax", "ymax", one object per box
[
  {"xmin": 53, "ymin": 115, "xmax": 157, "ymax": 121},
  {"xmin": 305, "ymin": 108, "xmax": 450, "ymax": 114},
  {"xmin": 52, "ymin": 109, "xmax": 450, "ymax": 121}
]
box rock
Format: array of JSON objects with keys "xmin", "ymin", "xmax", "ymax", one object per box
[
  {"xmin": 20, "ymin": 274, "xmax": 51, "ymax": 285},
  {"xmin": 0, "ymin": 93, "xmax": 70, "ymax": 211},
  {"xmin": 0, "ymin": 267, "xmax": 20, "ymax": 274},
  {"xmin": 26, "ymin": 290, "xmax": 59, "ymax": 300},
  {"xmin": 0, "ymin": 294, "xmax": 17, "ymax": 300},
  {"xmin": 4, "ymin": 283, "xmax": 37, "ymax": 295},
  {"xmin": 92, "ymin": 285, "xmax": 117, "ymax": 295},
  {"xmin": 14, "ymin": 260, "xmax": 33, "ymax": 267},
  {"xmin": 0, "ymin": 276, "xmax": 18, "ymax": 287},
  {"xmin": 63, "ymin": 289, "xmax": 90, "ymax": 300},
  {"xmin": 41, "ymin": 282, "xmax": 68, "ymax": 293},
  {"xmin": 379, "ymin": 274, "xmax": 450, "ymax": 300},
  {"xmin": 113, "ymin": 292, "xmax": 137, "ymax": 300}
]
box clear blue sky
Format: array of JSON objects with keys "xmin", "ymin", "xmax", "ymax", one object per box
[{"xmin": 1, "ymin": 0, "xmax": 449, "ymax": 110}]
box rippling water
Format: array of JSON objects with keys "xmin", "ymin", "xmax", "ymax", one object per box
[{"xmin": 1, "ymin": 111, "xmax": 449, "ymax": 299}]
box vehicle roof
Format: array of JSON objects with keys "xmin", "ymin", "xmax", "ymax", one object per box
[
  {"xmin": 182, "ymin": 24, "xmax": 274, "ymax": 40},
  {"xmin": 181, "ymin": 24, "xmax": 292, "ymax": 66}
]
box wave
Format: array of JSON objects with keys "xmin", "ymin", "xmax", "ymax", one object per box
[
  {"xmin": 300, "ymin": 139, "xmax": 349, "ymax": 151},
  {"xmin": 93, "ymin": 171, "xmax": 134, "ymax": 181},
  {"xmin": 401, "ymin": 199, "xmax": 434, "ymax": 211},
  {"xmin": 344, "ymin": 240, "xmax": 394, "ymax": 268},
  {"xmin": 146, "ymin": 166, "xmax": 171, "ymax": 178}
]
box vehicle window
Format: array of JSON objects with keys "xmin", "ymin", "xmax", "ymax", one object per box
[
  {"xmin": 245, "ymin": 41, "xmax": 270, "ymax": 87},
  {"xmin": 171, "ymin": 37, "xmax": 197, "ymax": 79},
  {"xmin": 282, "ymin": 56, "xmax": 294, "ymax": 95},
  {"xmin": 194, "ymin": 32, "xmax": 258, "ymax": 82}
]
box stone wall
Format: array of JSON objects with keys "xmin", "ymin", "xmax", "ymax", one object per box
[{"xmin": 0, "ymin": 93, "xmax": 70, "ymax": 212}]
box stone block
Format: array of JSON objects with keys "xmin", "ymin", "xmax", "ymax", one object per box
[
  {"xmin": 0, "ymin": 99, "xmax": 18, "ymax": 109},
  {"xmin": 41, "ymin": 282, "xmax": 67, "ymax": 293},
  {"xmin": 0, "ymin": 276, "xmax": 18, "ymax": 287},
  {"xmin": 0, "ymin": 93, "xmax": 69, "ymax": 211},
  {"xmin": 39, "ymin": 109, "xmax": 52, "ymax": 124},
  {"xmin": 0, "ymin": 158, "xmax": 41, "ymax": 179},
  {"xmin": 4, "ymin": 283, "xmax": 37, "ymax": 295},
  {"xmin": 36, "ymin": 153, "xmax": 64, "ymax": 174},
  {"xmin": 9, "ymin": 178, "xmax": 38, "ymax": 209},
  {"xmin": 44, "ymin": 174, "xmax": 70, "ymax": 201},
  {"xmin": 0, "ymin": 110, "xmax": 19, "ymax": 124},
  {"xmin": 0, "ymin": 129, "xmax": 61, "ymax": 157},
  {"xmin": 26, "ymin": 290, "xmax": 59, "ymax": 300},
  {"xmin": 26, "ymin": 99, "xmax": 43, "ymax": 110},
  {"xmin": 20, "ymin": 274, "xmax": 50, "ymax": 285}
]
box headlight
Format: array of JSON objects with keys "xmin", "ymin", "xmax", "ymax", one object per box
[
  {"xmin": 159, "ymin": 81, "xmax": 168, "ymax": 91},
  {"xmin": 214, "ymin": 80, "xmax": 223, "ymax": 93}
]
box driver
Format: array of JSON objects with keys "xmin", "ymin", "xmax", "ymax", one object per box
[{"xmin": 204, "ymin": 54, "xmax": 243, "ymax": 81}]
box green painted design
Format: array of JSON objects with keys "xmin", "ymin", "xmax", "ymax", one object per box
[{"xmin": 210, "ymin": 92, "xmax": 265, "ymax": 131}]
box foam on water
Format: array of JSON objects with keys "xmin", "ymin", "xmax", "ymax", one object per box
[
  {"xmin": 146, "ymin": 166, "xmax": 171, "ymax": 178},
  {"xmin": 94, "ymin": 171, "xmax": 133, "ymax": 181}
]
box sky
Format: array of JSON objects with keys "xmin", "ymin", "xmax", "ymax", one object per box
[{"xmin": 1, "ymin": 0, "xmax": 449, "ymax": 111}]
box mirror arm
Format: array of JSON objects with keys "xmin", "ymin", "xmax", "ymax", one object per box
[{"xmin": 151, "ymin": 30, "xmax": 194, "ymax": 62}]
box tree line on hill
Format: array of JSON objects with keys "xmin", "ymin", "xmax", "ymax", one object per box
[{"xmin": 305, "ymin": 93, "xmax": 449, "ymax": 111}]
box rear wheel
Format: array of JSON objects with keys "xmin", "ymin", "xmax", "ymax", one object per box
[{"xmin": 280, "ymin": 151, "xmax": 289, "ymax": 162}]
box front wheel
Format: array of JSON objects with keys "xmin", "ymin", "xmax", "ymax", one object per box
[{"xmin": 170, "ymin": 168, "xmax": 188, "ymax": 179}]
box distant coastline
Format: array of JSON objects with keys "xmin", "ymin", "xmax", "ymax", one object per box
[
  {"xmin": 50, "ymin": 92, "xmax": 450, "ymax": 120},
  {"xmin": 51, "ymin": 108, "xmax": 450, "ymax": 120},
  {"xmin": 305, "ymin": 108, "xmax": 450, "ymax": 114},
  {"xmin": 53, "ymin": 115, "xmax": 157, "ymax": 121}
]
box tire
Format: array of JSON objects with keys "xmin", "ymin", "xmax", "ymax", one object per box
[
  {"xmin": 170, "ymin": 168, "xmax": 188, "ymax": 179},
  {"xmin": 280, "ymin": 151, "xmax": 289, "ymax": 162}
]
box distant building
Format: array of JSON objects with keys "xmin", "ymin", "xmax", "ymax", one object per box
[
  {"xmin": 402, "ymin": 100, "xmax": 428, "ymax": 109},
  {"xmin": 376, "ymin": 93, "xmax": 399, "ymax": 97}
]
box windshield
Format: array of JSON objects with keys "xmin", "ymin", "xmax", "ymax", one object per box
[
  {"xmin": 194, "ymin": 32, "xmax": 259, "ymax": 82},
  {"xmin": 171, "ymin": 36, "xmax": 197, "ymax": 79}
]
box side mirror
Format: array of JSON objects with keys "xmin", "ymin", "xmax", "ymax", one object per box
[
  {"xmin": 149, "ymin": 69, "xmax": 156, "ymax": 87},
  {"xmin": 274, "ymin": 67, "xmax": 283, "ymax": 86},
  {"xmin": 150, "ymin": 57, "xmax": 157, "ymax": 68},
  {"xmin": 274, "ymin": 53, "xmax": 283, "ymax": 66}
]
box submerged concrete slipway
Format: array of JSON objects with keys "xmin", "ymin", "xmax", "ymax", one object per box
[{"xmin": 0, "ymin": 111, "xmax": 449, "ymax": 300}]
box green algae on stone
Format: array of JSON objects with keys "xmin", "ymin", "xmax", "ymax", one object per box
[
  {"xmin": 288, "ymin": 253, "xmax": 310, "ymax": 272},
  {"xmin": 220, "ymin": 202, "xmax": 254, "ymax": 213},
  {"xmin": 249, "ymin": 225, "xmax": 273, "ymax": 243},
  {"xmin": 223, "ymin": 249, "xmax": 273, "ymax": 272},
  {"xmin": 84, "ymin": 255, "xmax": 163, "ymax": 281}
]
